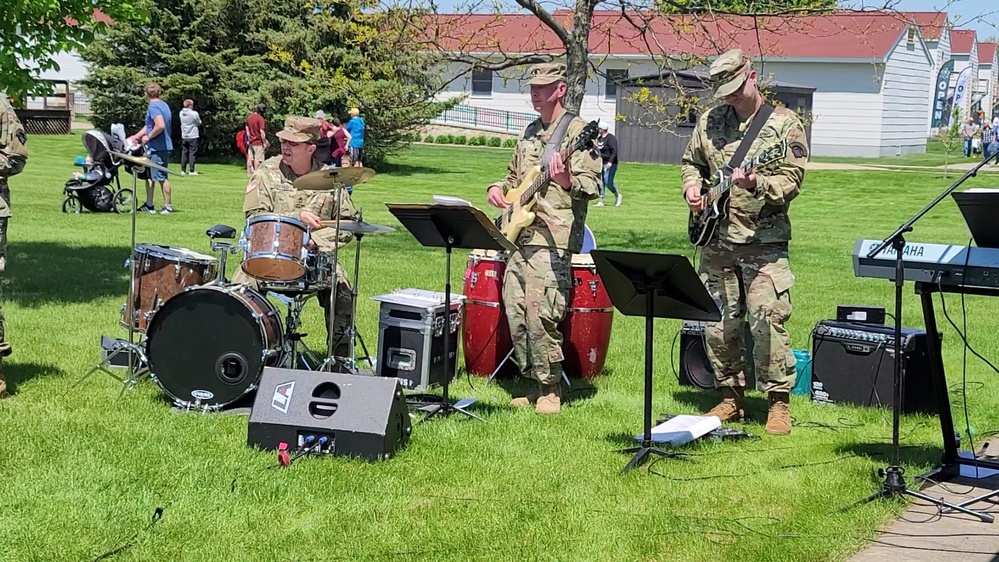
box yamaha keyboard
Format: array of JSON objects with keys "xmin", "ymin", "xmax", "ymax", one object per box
[{"xmin": 852, "ymin": 239, "xmax": 999, "ymax": 289}]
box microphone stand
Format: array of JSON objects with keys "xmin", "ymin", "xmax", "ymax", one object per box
[{"xmin": 843, "ymin": 154, "xmax": 994, "ymax": 522}]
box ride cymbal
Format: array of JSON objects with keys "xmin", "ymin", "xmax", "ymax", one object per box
[
  {"xmin": 109, "ymin": 150, "xmax": 172, "ymax": 174},
  {"xmin": 294, "ymin": 167, "xmax": 376, "ymax": 190},
  {"xmin": 319, "ymin": 220, "xmax": 395, "ymax": 234}
]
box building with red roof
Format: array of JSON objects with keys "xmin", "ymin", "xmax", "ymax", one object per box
[
  {"xmin": 903, "ymin": 12, "xmax": 954, "ymax": 133},
  {"xmin": 948, "ymin": 29, "xmax": 979, "ymax": 119},
  {"xmin": 976, "ymin": 42, "xmax": 997, "ymax": 119},
  {"xmin": 432, "ymin": 10, "xmax": 936, "ymax": 158}
]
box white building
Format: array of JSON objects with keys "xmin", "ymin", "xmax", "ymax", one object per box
[
  {"xmin": 949, "ymin": 29, "xmax": 978, "ymax": 122},
  {"xmin": 977, "ymin": 42, "xmax": 997, "ymax": 120},
  {"xmin": 432, "ymin": 10, "xmax": 934, "ymax": 158},
  {"xmin": 907, "ymin": 12, "xmax": 951, "ymax": 134}
]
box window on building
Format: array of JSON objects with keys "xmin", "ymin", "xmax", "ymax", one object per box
[
  {"xmin": 472, "ymin": 67, "xmax": 492, "ymax": 97},
  {"xmin": 605, "ymin": 69, "xmax": 628, "ymax": 99}
]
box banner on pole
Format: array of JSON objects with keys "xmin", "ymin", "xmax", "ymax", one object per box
[{"xmin": 930, "ymin": 60, "xmax": 954, "ymax": 128}]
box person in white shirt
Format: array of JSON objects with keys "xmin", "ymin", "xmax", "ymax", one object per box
[{"xmin": 179, "ymin": 99, "xmax": 202, "ymax": 175}]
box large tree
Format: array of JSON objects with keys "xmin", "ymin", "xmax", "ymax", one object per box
[
  {"xmin": 80, "ymin": 0, "xmax": 455, "ymax": 164},
  {"xmin": 2, "ymin": 2, "xmax": 144, "ymax": 100}
]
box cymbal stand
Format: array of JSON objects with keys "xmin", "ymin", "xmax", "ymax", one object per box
[
  {"xmin": 73, "ymin": 169, "xmax": 148, "ymax": 394},
  {"xmin": 320, "ymin": 183, "xmax": 346, "ymax": 373},
  {"xmin": 339, "ymin": 229, "xmax": 375, "ymax": 371}
]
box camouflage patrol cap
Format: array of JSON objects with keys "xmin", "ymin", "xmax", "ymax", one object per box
[
  {"xmin": 528, "ymin": 63, "xmax": 566, "ymax": 85},
  {"xmin": 709, "ymin": 49, "xmax": 752, "ymax": 99},
  {"xmin": 276, "ymin": 116, "xmax": 322, "ymax": 143}
]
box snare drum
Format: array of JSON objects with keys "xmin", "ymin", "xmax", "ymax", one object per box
[
  {"xmin": 241, "ymin": 214, "xmax": 311, "ymax": 282},
  {"xmin": 145, "ymin": 284, "xmax": 284, "ymax": 410},
  {"xmin": 461, "ymin": 249, "xmax": 516, "ymax": 378},
  {"xmin": 122, "ymin": 244, "xmax": 218, "ymax": 333},
  {"xmin": 559, "ymin": 253, "xmax": 614, "ymax": 379},
  {"xmin": 259, "ymin": 251, "xmax": 335, "ymax": 295}
]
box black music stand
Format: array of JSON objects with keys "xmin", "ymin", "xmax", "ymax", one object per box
[
  {"xmin": 589, "ymin": 249, "xmax": 721, "ymax": 473},
  {"xmin": 386, "ymin": 203, "xmax": 516, "ymax": 421}
]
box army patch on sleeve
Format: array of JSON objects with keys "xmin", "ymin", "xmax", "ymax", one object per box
[
  {"xmin": 16, "ymin": 130, "xmax": 26, "ymax": 145},
  {"xmin": 789, "ymin": 142, "xmax": 807, "ymax": 159}
]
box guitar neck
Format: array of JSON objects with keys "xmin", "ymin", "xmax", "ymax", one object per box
[
  {"xmin": 705, "ymin": 157, "xmax": 760, "ymax": 203},
  {"xmin": 517, "ymin": 143, "xmax": 579, "ymax": 207}
]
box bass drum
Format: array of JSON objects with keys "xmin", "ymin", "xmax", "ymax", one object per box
[{"xmin": 145, "ymin": 285, "xmax": 284, "ymax": 409}]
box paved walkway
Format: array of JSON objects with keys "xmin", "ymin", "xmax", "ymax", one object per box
[
  {"xmin": 807, "ymin": 161, "xmax": 999, "ymax": 172},
  {"xmin": 847, "ymin": 441, "xmax": 999, "ymax": 561}
]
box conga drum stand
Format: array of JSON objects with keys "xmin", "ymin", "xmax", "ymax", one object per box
[{"xmin": 386, "ymin": 203, "xmax": 515, "ymax": 422}]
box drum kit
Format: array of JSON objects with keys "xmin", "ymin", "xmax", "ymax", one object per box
[
  {"xmin": 461, "ymin": 226, "xmax": 614, "ymax": 382},
  {"xmin": 76, "ymin": 153, "xmax": 396, "ymax": 412}
]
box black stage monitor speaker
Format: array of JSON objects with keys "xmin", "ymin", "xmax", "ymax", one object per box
[
  {"xmin": 678, "ymin": 321, "xmax": 754, "ymax": 389},
  {"xmin": 810, "ymin": 320, "xmax": 938, "ymax": 415},
  {"xmin": 248, "ymin": 367, "xmax": 412, "ymax": 461}
]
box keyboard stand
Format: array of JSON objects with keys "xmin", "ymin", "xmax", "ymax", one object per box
[{"xmin": 916, "ymin": 281, "xmax": 999, "ymax": 497}]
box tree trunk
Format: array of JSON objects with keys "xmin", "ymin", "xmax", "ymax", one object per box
[{"xmin": 562, "ymin": 0, "xmax": 594, "ymax": 114}]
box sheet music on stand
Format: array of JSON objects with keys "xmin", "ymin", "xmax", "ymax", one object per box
[{"xmin": 432, "ymin": 195, "xmax": 472, "ymax": 207}]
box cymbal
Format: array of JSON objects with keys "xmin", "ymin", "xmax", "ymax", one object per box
[
  {"xmin": 109, "ymin": 150, "xmax": 172, "ymax": 174},
  {"xmin": 294, "ymin": 167, "xmax": 376, "ymax": 191},
  {"xmin": 319, "ymin": 220, "xmax": 395, "ymax": 235}
]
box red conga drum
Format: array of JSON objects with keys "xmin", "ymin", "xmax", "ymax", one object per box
[
  {"xmin": 560, "ymin": 252, "xmax": 614, "ymax": 379},
  {"xmin": 462, "ymin": 249, "xmax": 517, "ymax": 378}
]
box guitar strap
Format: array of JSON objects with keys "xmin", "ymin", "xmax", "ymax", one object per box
[
  {"xmin": 725, "ymin": 103, "xmax": 775, "ymax": 173},
  {"xmin": 539, "ymin": 111, "xmax": 577, "ymax": 172}
]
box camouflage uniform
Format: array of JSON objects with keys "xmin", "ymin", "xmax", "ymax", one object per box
[
  {"xmin": 0, "ymin": 95, "xmax": 27, "ymax": 397},
  {"xmin": 489, "ymin": 64, "xmax": 602, "ymax": 388},
  {"xmin": 235, "ymin": 117, "xmax": 358, "ymax": 356},
  {"xmin": 681, "ymin": 50, "xmax": 808, "ymax": 396}
]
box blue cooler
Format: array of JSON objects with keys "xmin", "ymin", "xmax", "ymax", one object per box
[{"xmin": 792, "ymin": 349, "xmax": 812, "ymax": 396}]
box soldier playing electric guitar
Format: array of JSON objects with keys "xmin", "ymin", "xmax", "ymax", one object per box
[
  {"xmin": 681, "ymin": 49, "xmax": 809, "ymax": 436},
  {"xmin": 486, "ymin": 62, "xmax": 602, "ymax": 415}
]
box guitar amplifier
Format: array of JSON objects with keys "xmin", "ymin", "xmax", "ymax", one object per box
[
  {"xmin": 371, "ymin": 289, "xmax": 464, "ymax": 392},
  {"xmin": 810, "ymin": 320, "xmax": 939, "ymax": 414}
]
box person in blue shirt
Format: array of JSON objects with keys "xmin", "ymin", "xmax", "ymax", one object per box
[
  {"xmin": 128, "ymin": 83, "xmax": 175, "ymax": 214},
  {"xmin": 344, "ymin": 107, "xmax": 365, "ymax": 167}
]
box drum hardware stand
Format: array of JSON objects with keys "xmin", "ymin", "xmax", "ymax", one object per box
[
  {"xmin": 486, "ymin": 348, "xmax": 570, "ymax": 387},
  {"xmin": 73, "ymin": 162, "xmax": 150, "ymax": 394},
  {"xmin": 269, "ymin": 291, "xmax": 324, "ymax": 371},
  {"xmin": 319, "ymin": 183, "xmax": 346, "ymax": 374}
]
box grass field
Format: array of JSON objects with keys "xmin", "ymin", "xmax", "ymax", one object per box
[
  {"xmin": 812, "ymin": 137, "xmax": 988, "ymax": 168},
  {"xmin": 2, "ymin": 134, "xmax": 999, "ymax": 561}
]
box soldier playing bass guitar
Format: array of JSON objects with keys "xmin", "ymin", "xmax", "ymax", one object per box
[
  {"xmin": 681, "ymin": 49, "xmax": 809, "ymax": 436},
  {"xmin": 486, "ymin": 62, "xmax": 602, "ymax": 416}
]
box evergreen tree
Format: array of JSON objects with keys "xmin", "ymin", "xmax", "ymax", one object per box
[{"xmin": 81, "ymin": 0, "xmax": 454, "ymax": 165}]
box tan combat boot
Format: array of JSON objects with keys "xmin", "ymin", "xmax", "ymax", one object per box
[
  {"xmin": 0, "ymin": 357, "xmax": 7, "ymax": 399},
  {"xmin": 704, "ymin": 386, "xmax": 745, "ymax": 422},
  {"xmin": 510, "ymin": 382, "xmax": 542, "ymax": 407},
  {"xmin": 765, "ymin": 392, "xmax": 792, "ymax": 435},
  {"xmin": 535, "ymin": 384, "xmax": 562, "ymax": 415}
]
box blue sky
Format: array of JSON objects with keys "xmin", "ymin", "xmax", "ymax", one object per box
[{"xmin": 427, "ymin": 0, "xmax": 996, "ymax": 39}]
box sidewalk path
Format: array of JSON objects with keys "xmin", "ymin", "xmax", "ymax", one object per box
[{"xmin": 807, "ymin": 161, "xmax": 999, "ymax": 172}]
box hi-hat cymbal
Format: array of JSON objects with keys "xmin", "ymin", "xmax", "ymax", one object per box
[
  {"xmin": 319, "ymin": 220, "xmax": 395, "ymax": 235},
  {"xmin": 109, "ymin": 150, "xmax": 172, "ymax": 174},
  {"xmin": 294, "ymin": 167, "xmax": 376, "ymax": 191}
]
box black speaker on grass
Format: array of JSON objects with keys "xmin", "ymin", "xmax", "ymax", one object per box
[
  {"xmin": 678, "ymin": 321, "xmax": 755, "ymax": 389},
  {"xmin": 247, "ymin": 367, "xmax": 412, "ymax": 461}
]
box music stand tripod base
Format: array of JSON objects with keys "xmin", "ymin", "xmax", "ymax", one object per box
[{"xmin": 588, "ymin": 249, "xmax": 722, "ymax": 474}]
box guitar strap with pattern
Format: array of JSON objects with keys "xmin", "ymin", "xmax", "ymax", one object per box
[
  {"xmin": 539, "ymin": 111, "xmax": 577, "ymax": 172},
  {"xmin": 725, "ymin": 103, "xmax": 775, "ymax": 173}
]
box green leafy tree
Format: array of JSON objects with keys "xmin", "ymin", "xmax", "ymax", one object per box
[
  {"xmin": 937, "ymin": 106, "xmax": 964, "ymax": 178},
  {"xmin": 2, "ymin": 2, "xmax": 145, "ymax": 100},
  {"xmin": 80, "ymin": 0, "xmax": 454, "ymax": 165}
]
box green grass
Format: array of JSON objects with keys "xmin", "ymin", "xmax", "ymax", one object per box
[
  {"xmin": 812, "ymin": 137, "xmax": 982, "ymax": 168},
  {"xmin": 2, "ymin": 136, "xmax": 999, "ymax": 561}
]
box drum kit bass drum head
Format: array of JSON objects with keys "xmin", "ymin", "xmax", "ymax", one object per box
[{"xmin": 114, "ymin": 165, "xmax": 394, "ymax": 412}]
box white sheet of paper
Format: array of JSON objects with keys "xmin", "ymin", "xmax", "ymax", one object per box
[
  {"xmin": 433, "ymin": 195, "xmax": 472, "ymax": 207},
  {"xmin": 638, "ymin": 414, "xmax": 722, "ymax": 446}
]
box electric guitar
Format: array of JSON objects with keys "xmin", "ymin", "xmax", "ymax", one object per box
[
  {"xmin": 494, "ymin": 120, "xmax": 600, "ymax": 245},
  {"xmin": 687, "ymin": 140, "xmax": 787, "ymax": 247}
]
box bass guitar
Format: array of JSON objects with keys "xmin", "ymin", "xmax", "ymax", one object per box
[
  {"xmin": 494, "ymin": 120, "xmax": 600, "ymax": 245},
  {"xmin": 687, "ymin": 140, "xmax": 787, "ymax": 247}
]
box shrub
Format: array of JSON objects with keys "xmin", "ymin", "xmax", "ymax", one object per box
[
  {"xmin": 488, "ymin": 137, "xmax": 502, "ymax": 147},
  {"xmin": 423, "ymin": 135, "xmax": 435, "ymax": 143},
  {"xmin": 503, "ymin": 138, "xmax": 517, "ymax": 148},
  {"xmin": 435, "ymin": 134, "xmax": 451, "ymax": 144},
  {"xmin": 453, "ymin": 135, "xmax": 467, "ymax": 145}
]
